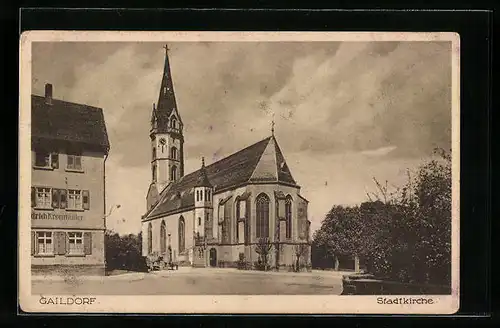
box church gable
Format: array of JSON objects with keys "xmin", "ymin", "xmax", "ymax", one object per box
[{"xmin": 249, "ymin": 137, "xmax": 279, "ymax": 182}]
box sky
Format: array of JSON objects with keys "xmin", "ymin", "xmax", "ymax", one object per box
[{"xmin": 31, "ymin": 40, "xmax": 452, "ymax": 235}]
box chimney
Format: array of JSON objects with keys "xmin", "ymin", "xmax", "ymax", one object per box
[{"xmin": 45, "ymin": 83, "xmax": 53, "ymax": 105}]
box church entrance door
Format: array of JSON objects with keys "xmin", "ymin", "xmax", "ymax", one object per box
[{"xmin": 209, "ymin": 248, "xmax": 217, "ymax": 267}]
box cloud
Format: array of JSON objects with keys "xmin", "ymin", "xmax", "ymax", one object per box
[{"xmin": 31, "ymin": 41, "xmax": 452, "ymax": 235}]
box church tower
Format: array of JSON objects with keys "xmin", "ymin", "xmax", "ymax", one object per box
[{"xmin": 147, "ymin": 45, "xmax": 185, "ymax": 209}]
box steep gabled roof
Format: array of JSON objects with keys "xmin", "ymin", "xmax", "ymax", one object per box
[
  {"xmin": 145, "ymin": 135, "xmax": 298, "ymax": 219},
  {"xmin": 31, "ymin": 95, "xmax": 110, "ymax": 152}
]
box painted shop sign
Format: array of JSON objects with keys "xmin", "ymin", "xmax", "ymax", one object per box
[{"xmin": 31, "ymin": 211, "xmax": 83, "ymax": 221}]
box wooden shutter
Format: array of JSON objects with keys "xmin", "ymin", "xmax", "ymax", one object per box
[
  {"xmin": 31, "ymin": 187, "xmax": 36, "ymax": 208},
  {"xmin": 56, "ymin": 232, "xmax": 67, "ymax": 255},
  {"xmin": 84, "ymin": 232, "xmax": 92, "ymax": 255},
  {"xmin": 59, "ymin": 189, "xmax": 67, "ymax": 209},
  {"xmin": 51, "ymin": 189, "xmax": 60, "ymax": 208},
  {"xmin": 31, "ymin": 231, "xmax": 36, "ymax": 255},
  {"xmin": 51, "ymin": 153, "xmax": 59, "ymax": 169},
  {"xmin": 82, "ymin": 190, "xmax": 90, "ymax": 210}
]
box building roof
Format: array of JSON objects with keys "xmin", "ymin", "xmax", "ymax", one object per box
[
  {"xmin": 31, "ymin": 95, "xmax": 110, "ymax": 152},
  {"xmin": 144, "ymin": 135, "xmax": 298, "ymax": 219}
]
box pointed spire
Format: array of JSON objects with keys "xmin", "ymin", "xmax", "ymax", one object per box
[
  {"xmin": 155, "ymin": 44, "xmax": 181, "ymax": 131},
  {"xmin": 195, "ymin": 156, "xmax": 212, "ymax": 187}
]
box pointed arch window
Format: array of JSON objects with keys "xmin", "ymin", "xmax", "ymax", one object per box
[
  {"xmin": 171, "ymin": 117, "xmax": 177, "ymax": 129},
  {"xmin": 170, "ymin": 165, "xmax": 177, "ymax": 181},
  {"xmin": 160, "ymin": 220, "xmax": 167, "ymax": 254},
  {"xmin": 235, "ymin": 197, "xmax": 240, "ymax": 240},
  {"xmin": 170, "ymin": 147, "xmax": 178, "ymax": 160},
  {"xmin": 178, "ymin": 216, "xmax": 185, "ymax": 253},
  {"xmin": 285, "ymin": 196, "xmax": 292, "ymax": 239},
  {"xmin": 256, "ymin": 193, "xmax": 270, "ymax": 238},
  {"xmin": 147, "ymin": 223, "xmax": 152, "ymax": 255}
]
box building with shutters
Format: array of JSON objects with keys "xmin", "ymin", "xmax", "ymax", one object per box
[
  {"xmin": 31, "ymin": 83, "xmax": 110, "ymax": 276},
  {"xmin": 141, "ymin": 46, "xmax": 312, "ymax": 270}
]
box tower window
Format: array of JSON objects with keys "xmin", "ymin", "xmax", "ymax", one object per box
[
  {"xmin": 152, "ymin": 147, "xmax": 156, "ymax": 160},
  {"xmin": 170, "ymin": 166, "xmax": 177, "ymax": 181},
  {"xmin": 170, "ymin": 147, "xmax": 178, "ymax": 160},
  {"xmin": 171, "ymin": 118, "xmax": 177, "ymax": 129}
]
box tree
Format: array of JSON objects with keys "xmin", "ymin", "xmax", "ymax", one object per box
[
  {"xmin": 312, "ymin": 205, "xmax": 363, "ymax": 270},
  {"xmin": 312, "ymin": 148, "xmax": 452, "ymax": 286},
  {"xmin": 294, "ymin": 243, "xmax": 309, "ymax": 272},
  {"xmin": 255, "ymin": 237, "xmax": 273, "ymax": 271},
  {"xmin": 105, "ymin": 230, "xmax": 147, "ymax": 272}
]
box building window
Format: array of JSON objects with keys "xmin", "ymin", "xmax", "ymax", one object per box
[
  {"xmin": 198, "ymin": 217, "xmax": 201, "ymax": 226},
  {"xmin": 67, "ymin": 153, "xmax": 82, "ymax": 170},
  {"xmin": 171, "ymin": 118, "xmax": 177, "ymax": 129},
  {"xmin": 170, "ymin": 147, "xmax": 178, "ymax": 160},
  {"xmin": 68, "ymin": 232, "xmax": 84, "ymax": 255},
  {"xmin": 35, "ymin": 150, "xmax": 58, "ymax": 169},
  {"xmin": 35, "ymin": 151, "xmax": 50, "ymax": 167},
  {"xmin": 152, "ymin": 147, "xmax": 156, "ymax": 160},
  {"xmin": 235, "ymin": 198, "xmax": 240, "ymax": 240},
  {"xmin": 35, "ymin": 187, "xmax": 52, "ymax": 209},
  {"xmin": 208, "ymin": 190, "xmax": 211, "ymax": 200},
  {"xmin": 256, "ymin": 193, "xmax": 270, "ymax": 239},
  {"xmin": 205, "ymin": 212, "xmax": 212, "ymax": 238},
  {"xmin": 285, "ymin": 196, "xmax": 292, "ymax": 239},
  {"xmin": 178, "ymin": 217, "xmax": 185, "ymax": 253},
  {"xmin": 147, "ymin": 223, "xmax": 152, "ymax": 255},
  {"xmin": 37, "ymin": 232, "xmax": 53, "ymax": 255},
  {"xmin": 160, "ymin": 221, "xmax": 167, "ymax": 254},
  {"xmin": 67, "ymin": 190, "xmax": 82, "ymax": 210},
  {"xmin": 170, "ymin": 166, "xmax": 177, "ymax": 181}
]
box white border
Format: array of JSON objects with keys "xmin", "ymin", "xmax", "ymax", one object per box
[{"xmin": 19, "ymin": 31, "xmax": 460, "ymax": 314}]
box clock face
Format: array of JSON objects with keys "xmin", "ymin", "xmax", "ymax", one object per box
[{"xmin": 159, "ymin": 138, "xmax": 166, "ymax": 145}]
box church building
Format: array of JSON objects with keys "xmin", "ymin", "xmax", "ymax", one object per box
[{"xmin": 141, "ymin": 46, "xmax": 311, "ymax": 270}]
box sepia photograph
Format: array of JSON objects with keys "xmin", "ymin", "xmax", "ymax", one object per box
[{"xmin": 19, "ymin": 31, "xmax": 460, "ymax": 314}]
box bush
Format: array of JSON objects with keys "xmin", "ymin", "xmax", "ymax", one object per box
[
  {"xmin": 105, "ymin": 231, "xmax": 148, "ymax": 272},
  {"xmin": 237, "ymin": 253, "xmax": 247, "ymax": 270}
]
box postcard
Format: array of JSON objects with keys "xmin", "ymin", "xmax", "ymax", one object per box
[{"xmin": 19, "ymin": 31, "xmax": 460, "ymax": 314}]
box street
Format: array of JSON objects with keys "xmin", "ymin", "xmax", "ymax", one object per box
[{"xmin": 32, "ymin": 268, "xmax": 344, "ymax": 295}]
